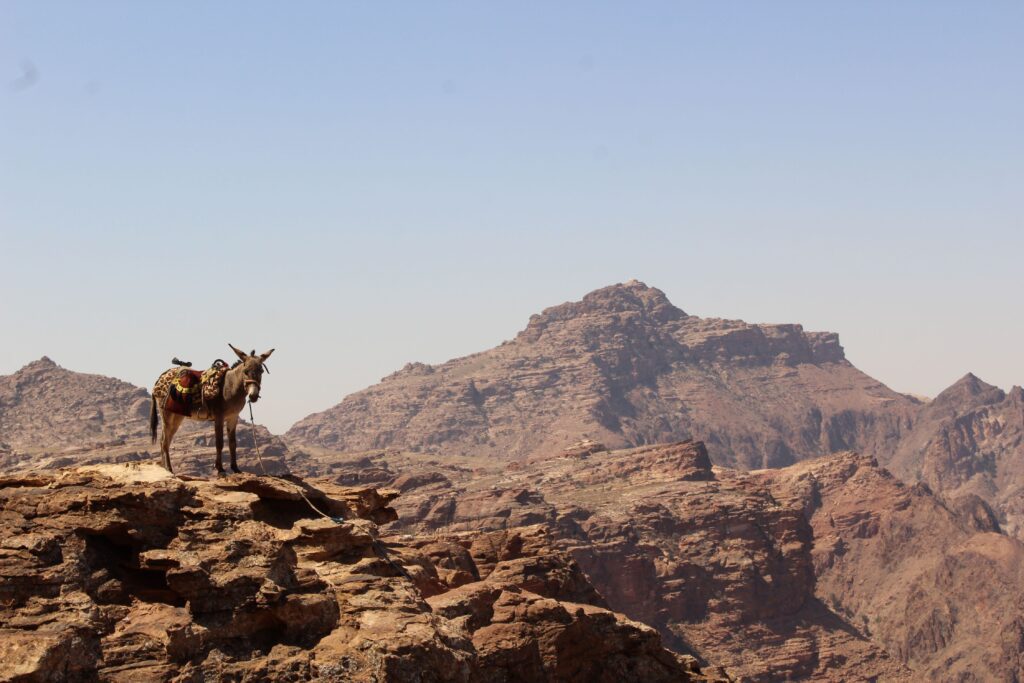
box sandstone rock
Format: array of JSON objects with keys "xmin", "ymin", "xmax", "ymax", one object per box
[
  {"xmin": 368, "ymin": 439, "xmax": 1024, "ymax": 680},
  {"xmin": 425, "ymin": 526, "xmax": 723, "ymax": 683},
  {"xmin": 886, "ymin": 374, "xmax": 1024, "ymax": 540},
  {"xmin": 0, "ymin": 461, "xmax": 713, "ymax": 682},
  {"xmin": 466, "ymin": 589, "xmax": 700, "ymax": 683},
  {"xmin": 286, "ymin": 281, "xmax": 918, "ymax": 469},
  {"xmin": 561, "ymin": 439, "xmax": 607, "ymax": 458},
  {"xmin": 383, "ymin": 441, "xmax": 909, "ymax": 681},
  {"xmin": 767, "ymin": 452, "xmax": 1024, "ymax": 681},
  {"xmin": 6, "ymin": 289, "xmax": 1024, "ymax": 681}
]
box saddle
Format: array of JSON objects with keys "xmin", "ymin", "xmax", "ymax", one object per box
[{"xmin": 165, "ymin": 359, "xmax": 229, "ymax": 418}]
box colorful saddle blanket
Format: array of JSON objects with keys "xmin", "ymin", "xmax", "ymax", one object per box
[
  {"xmin": 165, "ymin": 370, "xmax": 202, "ymax": 417},
  {"xmin": 165, "ymin": 364, "xmax": 228, "ymax": 418}
]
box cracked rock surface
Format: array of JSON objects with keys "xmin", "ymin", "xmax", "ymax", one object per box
[{"xmin": 0, "ymin": 463, "xmax": 719, "ymax": 682}]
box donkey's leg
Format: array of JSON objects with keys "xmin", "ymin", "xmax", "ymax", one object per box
[
  {"xmin": 214, "ymin": 418, "xmax": 225, "ymax": 476},
  {"xmin": 160, "ymin": 411, "xmax": 185, "ymax": 473},
  {"xmin": 159, "ymin": 409, "xmax": 172, "ymax": 472},
  {"xmin": 226, "ymin": 415, "xmax": 241, "ymax": 473}
]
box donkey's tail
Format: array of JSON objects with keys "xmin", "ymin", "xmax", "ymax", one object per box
[{"xmin": 150, "ymin": 395, "xmax": 159, "ymax": 443}]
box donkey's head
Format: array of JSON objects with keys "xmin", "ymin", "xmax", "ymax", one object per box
[{"xmin": 229, "ymin": 344, "xmax": 274, "ymax": 403}]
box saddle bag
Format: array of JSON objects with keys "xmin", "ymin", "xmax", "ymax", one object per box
[
  {"xmin": 166, "ymin": 370, "xmax": 202, "ymax": 416},
  {"xmin": 165, "ymin": 360, "xmax": 229, "ymax": 418},
  {"xmin": 200, "ymin": 361, "xmax": 229, "ymax": 402}
]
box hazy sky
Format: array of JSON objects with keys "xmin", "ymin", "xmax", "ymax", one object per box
[{"xmin": 2, "ymin": 2, "xmax": 1022, "ymax": 433}]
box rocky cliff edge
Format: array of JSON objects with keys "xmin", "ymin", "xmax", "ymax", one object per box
[{"xmin": 0, "ymin": 463, "xmax": 722, "ymax": 682}]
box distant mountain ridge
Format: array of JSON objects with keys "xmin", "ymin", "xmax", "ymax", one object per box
[
  {"xmin": 283, "ymin": 280, "xmax": 1024, "ymax": 540},
  {"xmin": 287, "ymin": 280, "xmax": 920, "ymax": 469},
  {"xmin": 0, "ymin": 356, "xmax": 150, "ymax": 452}
]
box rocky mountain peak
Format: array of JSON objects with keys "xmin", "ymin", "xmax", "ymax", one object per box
[
  {"xmin": 288, "ymin": 282, "xmax": 912, "ymax": 467},
  {"xmin": 580, "ymin": 279, "xmax": 685, "ymax": 317},
  {"xmin": 15, "ymin": 356, "xmax": 61, "ymax": 377},
  {"xmin": 931, "ymin": 372, "xmax": 1005, "ymax": 409},
  {"xmin": 518, "ymin": 280, "xmax": 686, "ymax": 342}
]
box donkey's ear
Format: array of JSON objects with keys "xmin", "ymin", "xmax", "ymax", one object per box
[
  {"xmin": 228, "ymin": 343, "xmax": 248, "ymax": 361},
  {"xmin": 259, "ymin": 348, "xmax": 275, "ymax": 362}
]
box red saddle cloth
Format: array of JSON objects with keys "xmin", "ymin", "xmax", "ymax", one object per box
[
  {"xmin": 165, "ymin": 369, "xmax": 204, "ymax": 416},
  {"xmin": 178, "ymin": 370, "xmax": 203, "ymax": 387}
]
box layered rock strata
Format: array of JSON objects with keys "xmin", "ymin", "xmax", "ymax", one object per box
[
  {"xmin": 353, "ymin": 443, "xmax": 905, "ymax": 680},
  {"xmin": 767, "ymin": 452, "xmax": 1024, "ymax": 681},
  {"xmin": 287, "ymin": 281, "xmax": 918, "ymax": 469},
  {"xmin": 0, "ymin": 462, "xmax": 716, "ymax": 682},
  {"xmin": 885, "ymin": 373, "xmax": 1024, "ymax": 539},
  {"xmin": 329, "ymin": 441, "xmax": 1024, "ymax": 682}
]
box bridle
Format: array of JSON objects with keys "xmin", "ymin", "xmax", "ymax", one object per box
[
  {"xmin": 241, "ymin": 365, "xmax": 263, "ymax": 395},
  {"xmin": 237, "ymin": 355, "xmax": 269, "ymax": 396}
]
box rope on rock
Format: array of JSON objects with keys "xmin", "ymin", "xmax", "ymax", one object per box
[
  {"xmin": 246, "ymin": 399, "xmax": 415, "ymax": 583},
  {"xmin": 247, "ymin": 399, "xmax": 338, "ymax": 522}
]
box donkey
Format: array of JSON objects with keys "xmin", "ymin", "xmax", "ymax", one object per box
[{"xmin": 150, "ymin": 344, "xmax": 274, "ymax": 475}]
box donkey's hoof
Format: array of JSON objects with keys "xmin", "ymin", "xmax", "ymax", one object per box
[
  {"xmin": 216, "ymin": 469, "xmax": 227, "ymax": 478},
  {"xmin": 231, "ymin": 467, "xmax": 242, "ymax": 474}
]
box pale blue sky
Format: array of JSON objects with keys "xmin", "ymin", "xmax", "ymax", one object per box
[{"xmin": 2, "ymin": 2, "xmax": 1022, "ymax": 432}]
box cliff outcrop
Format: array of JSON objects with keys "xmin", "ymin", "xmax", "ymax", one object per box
[
  {"xmin": 0, "ymin": 462, "xmax": 716, "ymax": 682},
  {"xmin": 322, "ymin": 441, "xmax": 1024, "ymax": 681}
]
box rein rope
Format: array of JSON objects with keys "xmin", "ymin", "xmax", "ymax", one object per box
[
  {"xmin": 247, "ymin": 399, "xmax": 334, "ymax": 521},
  {"xmin": 245, "ymin": 399, "xmax": 415, "ymax": 584}
]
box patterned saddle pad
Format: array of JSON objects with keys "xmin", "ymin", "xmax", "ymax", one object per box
[
  {"xmin": 165, "ymin": 365, "xmax": 228, "ymax": 418},
  {"xmin": 200, "ymin": 365, "xmax": 228, "ymax": 401},
  {"xmin": 165, "ymin": 370, "xmax": 202, "ymax": 417}
]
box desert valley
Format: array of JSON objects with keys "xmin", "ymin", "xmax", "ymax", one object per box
[{"xmin": 1, "ymin": 281, "xmax": 1022, "ymax": 681}]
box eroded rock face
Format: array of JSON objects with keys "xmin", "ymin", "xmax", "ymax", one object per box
[
  {"xmin": 420, "ymin": 525, "xmax": 713, "ymax": 683},
  {"xmin": 379, "ymin": 442, "xmax": 908, "ymax": 681},
  {"xmin": 353, "ymin": 440, "xmax": 1024, "ymax": 681},
  {"xmin": 286, "ymin": 281, "xmax": 917, "ymax": 469},
  {"xmin": 765, "ymin": 453, "xmax": 1024, "ymax": 682},
  {"xmin": 0, "ymin": 462, "xmax": 715, "ymax": 682},
  {"xmin": 5, "ymin": 298, "xmax": 1024, "ymax": 681},
  {"xmin": 886, "ymin": 374, "xmax": 1024, "ymax": 539}
]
